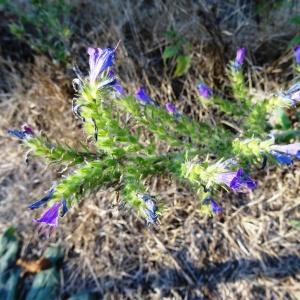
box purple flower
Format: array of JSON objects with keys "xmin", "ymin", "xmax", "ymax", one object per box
[
  {"xmin": 294, "ymin": 45, "xmax": 300, "ymax": 64},
  {"xmin": 8, "ymin": 124, "xmax": 34, "ymax": 140},
  {"xmin": 138, "ymin": 193, "xmax": 158, "ymax": 225},
  {"xmin": 28, "ymin": 189, "xmax": 55, "ymax": 210},
  {"xmin": 135, "ymin": 87, "xmax": 159, "ymax": 107},
  {"xmin": 165, "ymin": 102, "xmax": 181, "ymax": 120},
  {"xmin": 270, "ymin": 151, "xmax": 293, "ymax": 166},
  {"xmin": 197, "ymin": 83, "xmax": 213, "ymax": 98},
  {"xmin": 270, "ymin": 143, "xmax": 300, "ymax": 165},
  {"xmin": 216, "ymin": 168, "xmax": 256, "ymax": 192},
  {"xmin": 22, "ymin": 124, "xmax": 34, "ymax": 135},
  {"xmin": 106, "ymin": 70, "xmax": 125, "ymax": 95},
  {"xmin": 87, "ymin": 46, "xmax": 116, "ymax": 84},
  {"xmin": 203, "ymin": 197, "xmax": 222, "ymax": 215},
  {"xmin": 165, "ymin": 102, "xmax": 177, "ymax": 114},
  {"xmin": 34, "ymin": 201, "xmax": 61, "ymax": 227},
  {"xmin": 210, "ymin": 199, "xmax": 223, "ymax": 214},
  {"xmin": 235, "ymin": 48, "xmax": 246, "ymax": 66}
]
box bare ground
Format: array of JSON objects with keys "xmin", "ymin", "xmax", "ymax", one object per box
[{"xmin": 1, "ymin": 1, "xmax": 300, "ymax": 299}]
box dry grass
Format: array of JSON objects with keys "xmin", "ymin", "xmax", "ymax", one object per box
[{"xmin": 1, "ymin": 1, "xmax": 300, "ymax": 299}]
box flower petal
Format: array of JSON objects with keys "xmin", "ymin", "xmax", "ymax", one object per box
[{"xmin": 34, "ymin": 202, "xmax": 61, "ymax": 227}]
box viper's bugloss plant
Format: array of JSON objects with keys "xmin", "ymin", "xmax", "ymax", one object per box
[{"xmin": 8, "ymin": 45, "xmax": 300, "ymax": 231}]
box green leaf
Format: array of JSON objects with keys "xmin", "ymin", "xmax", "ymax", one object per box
[
  {"xmin": 278, "ymin": 109, "xmax": 292, "ymax": 130},
  {"xmin": 162, "ymin": 45, "xmax": 180, "ymax": 61},
  {"xmin": 173, "ymin": 55, "xmax": 191, "ymax": 78},
  {"xmin": 290, "ymin": 36, "xmax": 300, "ymax": 47},
  {"xmin": 163, "ymin": 29, "xmax": 177, "ymax": 40},
  {"xmin": 290, "ymin": 16, "xmax": 300, "ymax": 24},
  {"xmin": 275, "ymin": 130, "xmax": 300, "ymax": 143},
  {"xmin": 290, "ymin": 219, "xmax": 300, "ymax": 230},
  {"xmin": 9, "ymin": 23, "xmax": 25, "ymax": 39}
]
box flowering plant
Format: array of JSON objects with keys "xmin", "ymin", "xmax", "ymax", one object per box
[{"xmin": 8, "ymin": 44, "xmax": 300, "ymax": 232}]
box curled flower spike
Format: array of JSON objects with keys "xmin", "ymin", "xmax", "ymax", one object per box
[
  {"xmin": 135, "ymin": 87, "xmax": 159, "ymax": 107},
  {"xmin": 197, "ymin": 83, "xmax": 213, "ymax": 98},
  {"xmin": 28, "ymin": 189, "xmax": 55, "ymax": 210},
  {"xmin": 270, "ymin": 143, "xmax": 300, "ymax": 165},
  {"xmin": 87, "ymin": 46, "xmax": 116, "ymax": 84},
  {"xmin": 137, "ymin": 193, "xmax": 158, "ymax": 225},
  {"xmin": 294, "ymin": 45, "xmax": 300, "ymax": 65},
  {"xmin": 8, "ymin": 124, "xmax": 34, "ymax": 140},
  {"xmin": 216, "ymin": 168, "xmax": 256, "ymax": 192}
]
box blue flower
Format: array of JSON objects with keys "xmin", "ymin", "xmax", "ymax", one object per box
[
  {"xmin": 197, "ymin": 83, "xmax": 213, "ymax": 98},
  {"xmin": 8, "ymin": 124, "xmax": 34, "ymax": 140},
  {"xmin": 203, "ymin": 197, "xmax": 222, "ymax": 215},
  {"xmin": 29, "ymin": 189, "xmax": 68, "ymax": 229},
  {"xmin": 28, "ymin": 189, "xmax": 55, "ymax": 210},
  {"xmin": 294, "ymin": 45, "xmax": 300, "ymax": 64},
  {"xmin": 270, "ymin": 151, "xmax": 293, "ymax": 165},
  {"xmin": 210, "ymin": 199, "xmax": 223, "ymax": 214},
  {"xmin": 235, "ymin": 48, "xmax": 246, "ymax": 66},
  {"xmin": 216, "ymin": 168, "xmax": 256, "ymax": 192},
  {"xmin": 135, "ymin": 87, "xmax": 159, "ymax": 107},
  {"xmin": 270, "ymin": 142, "xmax": 300, "ymax": 165},
  {"xmin": 87, "ymin": 46, "xmax": 116, "ymax": 84},
  {"xmin": 33, "ymin": 201, "xmax": 62, "ymax": 227},
  {"xmin": 106, "ymin": 70, "xmax": 125, "ymax": 95},
  {"xmin": 165, "ymin": 102, "xmax": 177, "ymax": 114},
  {"xmin": 165, "ymin": 102, "xmax": 181, "ymax": 119}
]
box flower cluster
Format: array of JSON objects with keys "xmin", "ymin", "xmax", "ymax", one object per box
[
  {"xmin": 8, "ymin": 124, "xmax": 34, "ymax": 140},
  {"xmin": 7, "ymin": 42, "xmax": 300, "ymax": 233}
]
